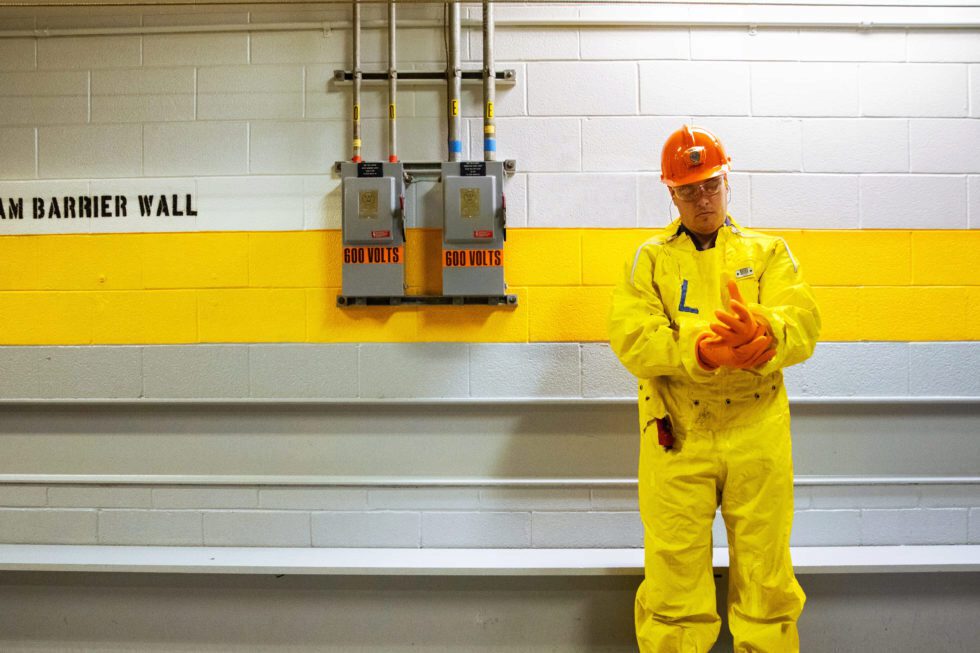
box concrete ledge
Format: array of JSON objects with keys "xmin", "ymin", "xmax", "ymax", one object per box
[{"xmin": 1, "ymin": 545, "xmax": 977, "ymax": 576}]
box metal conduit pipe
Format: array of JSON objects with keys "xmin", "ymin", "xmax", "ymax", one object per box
[
  {"xmin": 0, "ymin": 396, "xmax": 978, "ymax": 407},
  {"xmin": 3, "ymin": 16, "xmax": 980, "ymax": 38},
  {"xmin": 446, "ymin": 2, "xmax": 462, "ymax": 163},
  {"xmin": 482, "ymin": 1, "xmax": 495, "ymax": 162},
  {"xmin": 350, "ymin": 2, "xmax": 362, "ymax": 163},
  {"xmin": 6, "ymin": 0, "xmax": 980, "ymax": 8},
  {"xmin": 2, "ymin": 475, "xmax": 978, "ymax": 488},
  {"xmin": 388, "ymin": 0, "xmax": 398, "ymax": 163}
]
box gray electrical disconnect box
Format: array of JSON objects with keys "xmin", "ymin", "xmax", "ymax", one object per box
[
  {"xmin": 340, "ymin": 161, "xmax": 406, "ymax": 297},
  {"xmin": 441, "ymin": 160, "xmax": 506, "ymax": 296}
]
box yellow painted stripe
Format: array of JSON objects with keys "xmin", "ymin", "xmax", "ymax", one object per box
[{"xmin": 0, "ymin": 229, "xmax": 977, "ymax": 345}]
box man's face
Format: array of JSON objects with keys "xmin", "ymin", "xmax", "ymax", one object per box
[{"xmin": 670, "ymin": 174, "xmax": 728, "ymax": 237}]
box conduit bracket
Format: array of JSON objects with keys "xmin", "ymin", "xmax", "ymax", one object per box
[
  {"xmin": 337, "ymin": 295, "xmax": 518, "ymax": 307},
  {"xmin": 333, "ymin": 160, "xmax": 517, "ymax": 180},
  {"xmin": 332, "ymin": 69, "xmax": 517, "ymax": 86}
]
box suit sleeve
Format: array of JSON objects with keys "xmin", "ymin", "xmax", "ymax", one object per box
[
  {"xmin": 749, "ymin": 238, "xmax": 821, "ymax": 373},
  {"xmin": 608, "ymin": 244, "xmax": 716, "ymax": 383}
]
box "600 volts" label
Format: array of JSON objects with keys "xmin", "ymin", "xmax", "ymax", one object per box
[
  {"xmin": 443, "ymin": 249, "xmax": 503, "ymax": 267},
  {"xmin": 343, "ymin": 246, "xmax": 403, "ymax": 264}
]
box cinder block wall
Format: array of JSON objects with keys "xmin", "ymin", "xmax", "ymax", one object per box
[{"xmin": 0, "ymin": 2, "xmax": 978, "ymax": 550}]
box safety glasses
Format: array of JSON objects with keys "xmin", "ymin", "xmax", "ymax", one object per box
[{"xmin": 674, "ymin": 176, "xmax": 725, "ymax": 202}]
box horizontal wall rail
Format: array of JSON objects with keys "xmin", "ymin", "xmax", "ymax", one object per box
[
  {"xmin": 2, "ymin": 544, "xmax": 978, "ymax": 576},
  {"xmin": 1, "ymin": 397, "xmax": 978, "ymax": 407},
  {"xmin": 1, "ymin": 474, "xmax": 978, "ymax": 488}
]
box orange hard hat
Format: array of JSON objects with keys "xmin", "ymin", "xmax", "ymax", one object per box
[{"xmin": 660, "ymin": 125, "xmax": 731, "ymax": 187}]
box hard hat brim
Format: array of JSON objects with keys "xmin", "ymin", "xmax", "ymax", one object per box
[{"xmin": 661, "ymin": 165, "xmax": 730, "ymax": 188}]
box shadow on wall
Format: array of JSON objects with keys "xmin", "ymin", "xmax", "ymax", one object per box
[
  {"xmin": 484, "ymin": 341, "xmax": 638, "ymax": 471},
  {"xmin": 322, "ymin": 183, "xmax": 343, "ymax": 230},
  {"xmin": 0, "ymin": 573, "xmax": 642, "ymax": 652},
  {"xmin": 0, "ymin": 570, "xmax": 976, "ymax": 651}
]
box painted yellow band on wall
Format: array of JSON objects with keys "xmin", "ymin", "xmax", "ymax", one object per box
[{"xmin": 0, "ymin": 229, "xmax": 977, "ymax": 345}]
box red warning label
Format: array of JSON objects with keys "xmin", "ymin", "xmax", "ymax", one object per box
[
  {"xmin": 443, "ymin": 249, "xmax": 503, "ymax": 268},
  {"xmin": 343, "ymin": 246, "xmax": 403, "ymax": 264}
]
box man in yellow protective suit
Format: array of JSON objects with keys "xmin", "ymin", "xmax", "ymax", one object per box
[{"xmin": 608, "ymin": 125, "xmax": 821, "ymax": 653}]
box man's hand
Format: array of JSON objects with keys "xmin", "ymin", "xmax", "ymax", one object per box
[
  {"xmin": 710, "ymin": 280, "xmax": 770, "ymax": 347},
  {"xmin": 696, "ymin": 331, "xmax": 776, "ymax": 371},
  {"xmin": 696, "ymin": 280, "xmax": 777, "ymax": 371}
]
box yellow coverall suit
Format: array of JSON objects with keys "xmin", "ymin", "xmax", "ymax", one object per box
[{"xmin": 608, "ymin": 217, "xmax": 820, "ymax": 653}]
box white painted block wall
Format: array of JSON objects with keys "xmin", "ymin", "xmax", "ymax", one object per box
[
  {"xmin": 1, "ymin": 9, "xmax": 979, "ymax": 231},
  {"xmin": 0, "ymin": 4, "xmax": 978, "ymax": 553}
]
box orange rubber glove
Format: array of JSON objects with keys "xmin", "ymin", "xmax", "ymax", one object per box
[
  {"xmin": 696, "ymin": 331, "xmax": 776, "ymax": 371},
  {"xmin": 710, "ymin": 280, "xmax": 770, "ymax": 347},
  {"xmin": 734, "ymin": 333, "xmax": 776, "ymax": 369}
]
